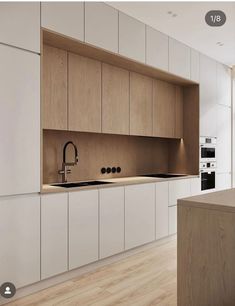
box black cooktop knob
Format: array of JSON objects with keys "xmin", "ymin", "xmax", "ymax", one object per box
[
  {"xmin": 107, "ymin": 167, "xmax": 111, "ymax": 174},
  {"xmin": 101, "ymin": 167, "xmax": 106, "ymax": 174},
  {"xmin": 117, "ymin": 167, "xmax": 121, "ymax": 173},
  {"xmin": 112, "ymin": 167, "xmax": 117, "ymax": 173}
]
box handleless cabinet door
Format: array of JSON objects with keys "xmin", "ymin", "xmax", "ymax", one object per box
[
  {"xmin": 85, "ymin": 3, "xmax": 118, "ymax": 53},
  {"xmin": 41, "ymin": 193, "xmax": 68, "ymax": 280},
  {"xmin": 0, "ymin": 45, "xmax": 40, "ymax": 196},
  {"xmin": 190, "ymin": 177, "xmax": 201, "ymax": 196},
  {"xmin": 125, "ymin": 183, "xmax": 155, "ymax": 250},
  {"xmin": 41, "ymin": 2, "xmax": 84, "ymax": 42},
  {"xmin": 0, "ymin": 2, "xmax": 40, "ymax": 52},
  {"xmin": 169, "ymin": 205, "xmax": 177, "ymax": 235},
  {"xmin": 169, "ymin": 38, "xmax": 190, "ymax": 79},
  {"xmin": 216, "ymin": 173, "xmax": 231, "ymax": 191},
  {"xmin": 169, "ymin": 179, "xmax": 191, "ymax": 206},
  {"xmin": 156, "ymin": 182, "xmax": 169, "ymax": 240},
  {"xmin": 130, "ymin": 72, "xmax": 153, "ymax": 136},
  {"xmin": 69, "ymin": 190, "xmax": 99, "ymax": 269},
  {"xmin": 68, "ymin": 53, "xmax": 101, "ymax": 133},
  {"xmin": 175, "ymin": 86, "xmax": 184, "ymax": 138},
  {"xmin": 190, "ymin": 49, "xmax": 200, "ymax": 83},
  {"xmin": 217, "ymin": 63, "xmax": 231, "ymax": 107},
  {"xmin": 0, "ymin": 195, "xmax": 40, "ymax": 288},
  {"xmin": 99, "ymin": 187, "xmax": 125, "ymax": 259},
  {"xmin": 119, "ymin": 12, "xmax": 145, "ymax": 63},
  {"xmin": 102, "ymin": 63, "xmax": 129, "ymax": 135}
]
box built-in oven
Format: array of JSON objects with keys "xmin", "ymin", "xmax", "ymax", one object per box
[
  {"xmin": 200, "ymin": 136, "xmax": 216, "ymax": 163},
  {"xmin": 201, "ymin": 169, "xmax": 215, "ymax": 191}
]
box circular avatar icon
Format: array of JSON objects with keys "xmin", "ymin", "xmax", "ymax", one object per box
[{"xmin": 0, "ymin": 282, "xmax": 16, "ymax": 298}]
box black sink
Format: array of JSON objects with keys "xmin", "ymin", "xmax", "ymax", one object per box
[
  {"xmin": 141, "ymin": 173, "xmax": 187, "ymax": 178},
  {"xmin": 51, "ymin": 181, "xmax": 113, "ymax": 188}
]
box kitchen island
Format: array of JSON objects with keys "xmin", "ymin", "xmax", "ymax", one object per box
[{"xmin": 178, "ymin": 188, "xmax": 235, "ymax": 306}]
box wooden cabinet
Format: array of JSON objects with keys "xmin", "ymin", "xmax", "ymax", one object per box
[
  {"xmin": 190, "ymin": 49, "xmax": 200, "ymax": 83},
  {"xmin": 41, "ymin": 193, "xmax": 68, "ymax": 280},
  {"xmin": 169, "ymin": 38, "xmax": 190, "ymax": 79},
  {"xmin": 200, "ymin": 54, "xmax": 217, "ymax": 137},
  {"xmin": 175, "ymin": 86, "xmax": 184, "ymax": 138},
  {"xmin": 99, "ymin": 187, "xmax": 125, "ymax": 259},
  {"xmin": 169, "ymin": 205, "xmax": 177, "ymax": 235},
  {"xmin": 0, "ymin": 3, "xmax": 40, "ymax": 53},
  {"xmin": 119, "ymin": 12, "xmax": 145, "ymax": 63},
  {"xmin": 217, "ymin": 63, "xmax": 231, "ymax": 107},
  {"xmin": 0, "ymin": 195, "xmax": 40, "ymax": 288},
  {"xmin": 68, "ymin": 53, "xmax": 101, "ymax": 133},
  {"xmin": 102, "ymin": 63, "xmax": 129, "ymax": 135},
  {"xmin": 85, "ymin": 2, "xmax": 118, "ymax": 53},
  {"xmin": 169, "ymin": 179, "xmax": 191, "ymax": 206},
  {"xmin": 0, "ymin": 45, "xmax": 40, "ymax": 196},
  {"xmin": 125, "ymin": 183, "xmax": 155, "ymax": 250},
  {"xmin": 130, "ymin": 72, "xmax": 153, "ymax": 136},
  {"xmin": 155, "ymin": 182, "xmax": 169, "ymax": 240},
  {"xmin": 146, "ymin": 26, "xmax": 169, "ymax": 71},
  {"xmin": 153, "ymin": 80, "xmax": 175, "ymax": 138},
  {"xmin": 41, "ymin": 2, "xmax": 84, "ymax": 42},
  {"xmin": 69, "ymin": 190, "xmax": 99, "ymax": 269},
  {"xmin": 43, "ymin": 45, "xmax": 67, "ymax": 130}
]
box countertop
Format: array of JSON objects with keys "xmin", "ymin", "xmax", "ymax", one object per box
[{"xmin": 41, "ymin": 174, "xmax": 198, "ymax": 194}]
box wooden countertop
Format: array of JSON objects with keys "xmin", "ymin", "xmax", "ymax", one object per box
[
  {"xmin": 179, "ymin": 188, "xmax": 235, "ymax": 213},
  {"xmin": 41, "ymin": 175, "xmax": 198, "ymax": 194}
]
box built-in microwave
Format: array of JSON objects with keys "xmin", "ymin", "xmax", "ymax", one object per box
[{"xmin": 200, "ymin": 136, "xmax": 216, "ymax": 162}]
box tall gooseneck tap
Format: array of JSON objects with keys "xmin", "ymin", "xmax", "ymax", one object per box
[{"xmin": 59, "ymin": 141, "xmax": 79, "ymax": 183}]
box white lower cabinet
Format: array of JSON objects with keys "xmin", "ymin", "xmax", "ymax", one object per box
[
  {"xmin": 169, "ymin": 179, "xmax": 191, "ymax": 206},
  {"xmin": 41, "ymin": 193, "xmax": 68, "ymax": 280},
  {"xmin": 190, "ymin": 177, "xmax": 201, "ymax": 196},
  {"xmin": 155, "ymin": 182, "xmax": 169, "ymax": 240},
  {"xmin": 169, "ymin": 205, "xmax": 177, "ymax": 235},
  {"xmin": 125, "ymin": 183, "xmax": 155, "ymax": 250},
  {"xmin": 216, "ymin": 173, "xmax": 231, "ymax": 191},
  {"xmin": 69, "ymin": 190, "xmax": 99, "ymax": 270},
  {"xmin": 0, "ymin": 194, "xmax": 40, "ymax": 288},
  {"xmin": 99, "ymin": 187, "xmax": 125, "ymax": 259}
]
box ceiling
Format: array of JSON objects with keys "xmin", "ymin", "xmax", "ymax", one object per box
[{"xmin": 108, "ymin": 2, "xmax": 235, "ymax": 66}]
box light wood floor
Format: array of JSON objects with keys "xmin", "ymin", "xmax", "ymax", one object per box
[{"xmin": 7, "ymin": 238, "xmax": 177, "ymax": 306}]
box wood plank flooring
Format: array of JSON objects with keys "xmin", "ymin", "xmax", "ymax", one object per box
[{"xmin": 6, "ymin": 238, "xmax": 176, "ymax": 306}]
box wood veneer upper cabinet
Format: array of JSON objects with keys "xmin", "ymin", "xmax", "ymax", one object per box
[
  {"xmin": 68, "ymin": 53, "xmax": 101, "ymax": 133},
  {"xmin": 175, "ymin": 86, "xmax": 184, "ymax": 138},
  {"xmin": 130, "ymin": 72, "xmax": 153, "ymax": 136},
  {"xmin": 102, "ymin": 63, "xmax": 129, "ymax": 135},
  {"xmin": 43, "ymin": 45, "xmax": 67, "ymax": 130},
  {"xmin": 153, "ymin": 80, "xmax": 175, "ymax": 138}
]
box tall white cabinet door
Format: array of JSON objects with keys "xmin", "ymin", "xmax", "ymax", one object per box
[
  {"xmin": 41, "ymin": 2, "xmax": 84, "ymax": 42},
  {"xmin": 190, "ymin": 49, "xmax": 200, "ymax": 83},
  {"xmin": 119, "ymin": 12, "xmax": 145, "ymax": 63},
  {"xmin": 200, "ymin": 54, "xmax": 217, "ymax": 137},
  {"xmin": 99, "ymin": 187, "xmax": 124, "ymax": 259},
  {"xmin": 146, "ymin": 26, "xmax": 169, "ymax": 71},
  {"xmin": 125, "ymin": 184, "xmax": 155, "ymax": 250},
  {"xmin": 0, "ymin": 195, "xmax": 40, "ymax": 288},
  {"xmin": 0, "ymin": 45, "xmax": 40, "ymax": 196},
  {"xmin": 41, "ymin": 193, "xmax": 68, "ymax": 280},
  {"xmin": 0, "ymin": 3, "xmax": 40, "ymax": 53},
  {"xmin": 169, "ymin": 205, "xmax": 177, "ymax": 235},
  {"xmin": 169, "ymin": 38, "xmax": 190, "ymax": 79},
  {"xmin": 169, "ymin": 179, "xmax": 191, "ymax": 206},
  {"xmin": 217, "ymin": 63, "xmax": 231, "ymax": 107},
  {"xmin": 216, "ymin": 173, "xmax": 231, "ymax": 191},
  {"xmin": 69, "ymin": 190, "xmax": 99, "ymax": 270},
  {"xmin": 155, "ymin": 182, "xmax": 169, "ymax": 240},
  {"xmin": 85, "ymin": 3, "xmax": 118, "ymax": 53}
]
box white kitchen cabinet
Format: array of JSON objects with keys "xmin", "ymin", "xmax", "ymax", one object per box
[
  {"xmin": 41, "ymin": 193, "xmax": 68, "ymax": 280},
  {"xmin": 146, "ymin": 26, "xmax": 168, "ymax": 71},
  {"xmin": 169, "ymin": 205, "xmax": 177, "ymax": 235},
  {"xmin": 169, "ymin": 179, "xmax": 191, "ymax": 206},
  {"xmin": 99, "ymin": 187, "xmax": 124, "ymax": 259},
  {"xmin": 169, "ymin": 38, "xmax": 190, "ymax": 79},
  {"xmin": 85, "ymin": 2, "xmax": 118, "ymax": 53},
  {"xmin": 119, "ymin": 12, "xmax": 145, "ymax": 63},
  {"xmin": 200, "ymin": 54, "xmax": 217, "ymax": 137},
  {"xmin": 41, "ymin": 2, "xmax": 84, "ymax": 42},
  {"xmin": 0, "ymin": 3, "xmax": 40, "ymax": 53},
  {"xmin": 190, "ymin": 49, "xmax": 200, "ymax": 83},
  {"xmin": 217, "ymin": 63, "xmax": 231, "ymax": 107},
  {"xmin": 216, "ymin": 173, "xmax": 231, "ymax": 191},
  {"xmin": 216, "ymin": 105, "xmax": 231, "ymax": 173},
  {"xmin": 155, "ymin": 182, "xmax": 169, "ymax": 240},
  {"xmin": 190, "ymin": 177, "xmax": 201, "ymax": 196},
  {"xmin": 125, "ymin": 183, "xmax": 155, "ymax": 250},
  {"xmin": 0, "ymin": 45, "xmax": 40, "ymax": 196},
  {"xmin": 69, "ymin": 190, "xmax": 99, "ymax": 269},
  {"xmin": 0, "ymin": 195, "xmax": 40, "ymax": 288}
]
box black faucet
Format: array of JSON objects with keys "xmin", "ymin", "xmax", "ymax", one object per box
[{"xmin": 58, "ymin": 141, "xmax": 79, "ymax": 183}]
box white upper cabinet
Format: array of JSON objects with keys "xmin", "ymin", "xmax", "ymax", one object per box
[
  {"xmin": 41, "ymin": 2, "xmax": 84, "ymax": 42},
  {"xmin": 0, "ymin": 2, "xmax": 40, "ymax": 53},
  {"xmin": 217, "ymin": 63, "xmax": 231, "ymax": 107},
  {"xmin": 169, "ymin": 179, "xmax": 191, "ymax": 206},
  {"xmin": 119, "ymin": 12, "xmax": 145, "ymax": 63},
  {"xmin": 146, "ymin": 26, "xmax": 169, "ymax": 71},
  {"xmin": 169, "ymin": 38, "xmax": 190, "ymax": 79},
  {"xmin": 85, "ymin": 2, "xmax": 118, "ymax": 53},
  {"xmin": 0, "ymin": 45, "xmax": 40, "ymax": 196},
  {"xmin": 200, "ymin": 54, "xmax": 217, "ymax": 137},
  {"xmin": 190, "ymin": 49, "xmax": 200, "ymax": 83}
]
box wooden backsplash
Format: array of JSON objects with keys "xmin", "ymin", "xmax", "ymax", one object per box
[{"xmin": 43, "ymin": 130, "xmax": 169, "ymax": 184}]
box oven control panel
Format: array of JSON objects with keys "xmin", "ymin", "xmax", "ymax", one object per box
[{"xmin": 200, "ymin": 162, "xmax": 216, "ymax": 170}]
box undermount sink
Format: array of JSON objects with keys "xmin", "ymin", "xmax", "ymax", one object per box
[
  {"xmin": 141, "ymin": 173, "xmax": 187, "ymax": 178},
  {"xmin": 51, "ymin": 181, "xmax": 113, "ymax": 188}
]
